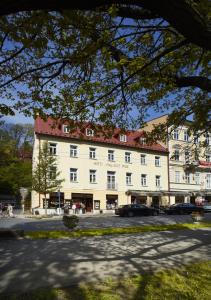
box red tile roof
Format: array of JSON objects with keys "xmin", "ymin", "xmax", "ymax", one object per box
[
  {"xmin": 199, "ymin": 160, "xmax": 211, "ymax": 167},
  {"xmin": 34, "ymin": 117, "xmax": 168, "ymax": 153}
]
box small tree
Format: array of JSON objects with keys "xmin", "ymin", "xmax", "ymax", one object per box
[{"xmin": 32, "ymin": 141, "xmax": 64, "ymax": 215}]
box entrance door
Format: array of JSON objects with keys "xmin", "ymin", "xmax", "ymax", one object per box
[
  {"xmin": 72, "ymin": 193, "xmax": 93, "ymax": 213},
  {"xmin": 152, "ymin": 196, "xmax": 160, "ymax": 207}
]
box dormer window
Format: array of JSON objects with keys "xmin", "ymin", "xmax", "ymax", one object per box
[
  {"xmin": 119, "ymin": 134, "xmax": 127, "ymax": 142},
  {"xmin": 63, "ymin": 125, "xmax": 70, "ymax": 133},
  {"xmin": 86, "ymin": 128, "xmax": 94, "ymax": 136},
  {"xmin": 140, "ymin": 137, "xmax": 146, "ymax": 145}
]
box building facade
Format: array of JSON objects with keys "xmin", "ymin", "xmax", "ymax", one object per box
[
  {"xmin": 32, "ymin": 117, "xmax": 169, "ymax": 213},
  {"xmin": 143, "ymin": 115, "xmax": 211, "ymax": 204}
]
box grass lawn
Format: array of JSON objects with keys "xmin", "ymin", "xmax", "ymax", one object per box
[
  {"xmin": 25, "ymin": 222, "xmax": 211, "ymax": 239},
  {"xmin": 1, "ymin": 261, "xmax": 211, "ymax": 300}
]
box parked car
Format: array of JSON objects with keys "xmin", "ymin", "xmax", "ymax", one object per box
[
  {"xmin": 202, "ymin": 203, "xmax": 211, "ymax": 213},
  {"xmin": 115, "ymin": 204, "xmax": 159, "ymax": 217},
  {"xmin": 164, "ymin": 203, "xmax": 204, "ymax": 215}
]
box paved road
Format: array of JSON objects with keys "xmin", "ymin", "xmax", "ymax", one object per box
[
  {"xmin": 0, "ymin": 228, "xmax": 211, "ymax": 294},
  {"xmin": 1, "ymin": 212, "xmax": 211, "ymax": 231}
]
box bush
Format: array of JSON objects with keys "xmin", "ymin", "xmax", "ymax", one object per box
[{"xmin": 63, "ymin": 215, "xmax": 79, "ymax": 230}]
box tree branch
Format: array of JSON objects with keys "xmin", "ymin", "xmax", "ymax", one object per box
[
  {"xmin": 0, "ymin": 0, "xmax": 210, "ymax": 50},
  {"xmin": 175, "ymin": 76, "xmax": 211, "ymax": 92}
]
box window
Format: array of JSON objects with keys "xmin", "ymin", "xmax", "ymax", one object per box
[
  {"xmin": 49, "ymin": 167, "xmax": 56, "ymax": 180},
  {"xmin": 155, "ymin": 175, "xmax": 161, "ymax": 187},
  {"xmin": 140, "ymin": 137, "xmax": 146, "ymax": 145},
  {"xmin": 49, "ymin": 143, "xmax": 57, "ymax": 155},
  {"xmin": 174, "ymin": 150, "xmax": 180, "ymax": 161},
  {"xmin": 195, "ymin": 173, "xmax": 200, "ymax": 185},
  {"xmin": 184, "ymin": 130, "xmax": 189, "ymax": 142},
  {"xmin": 89, "ymin": 170, "xmax": 96, "ymax": 183},
  {"xmin": 108, "ymin": 150, "xmax": 114, "ymax": 161},
  {"xmin": 205, "ymin": 134, "xmax": 211, "ymax": 146},
  {"xmin": 206, "ymin": 174, "xmax": 211, "ymax": 189},
  {"xmin": 125, "ymin": 152, "xmax": 131, "ymax": 163},
  {"xmin": 194, "ymin": 135, "xmax": 199, "ymax": 144},
  {"xmin": 173, "ymin": 129, "xmax": 179, "ymax": 140},
  {"xmin": 185, "ymin": 172, "xmax": 190, "ymax": 184},
  {"xmin": 141, "ymin": 174, "xmax": 147, "ymax": 186},
  {"xmin": 70, "ymin": 145, "xmax": 78, "ymax": 157},
  {"xmin": 63, "ymin": 125, "xmax": 70, "ymax": 133},
  {"xmin": 89, "ymin": 147, "xmax": 96, "ymax": 159},
  {"xmin": 140, "ymin": 154, "xmax": 146, "ymax": 165},
  {"xmin": 86, "ymin": 128, "xmax": 94, "ymax": 136},
  {"xmin": 120, "ymin": 134, "xmax": 127, "ymax": 142},
  {"xmin": 126, "ymin": 173, "xmax": 132, "ymax": 185},
  {"xmin": 175, "ymin": 171, "xmax": 180, "ymax": 183},
  {"xmin": 185, "ymin": 150, "xmax": 190, "ymax": 164},
  {"xmin": 70, "ymin": 168, "xmax": 77, "ymax": 182},
  {"xmin": 155, "ymin": 156, "xmax": 160, "ymax": 166},
  {"xmin": 206, "ymin": 154, "xmax": 211, "ymax": 162},
  {"xmin": 107, "ymin": 171, "xmax": 116, "ymax": 189}
]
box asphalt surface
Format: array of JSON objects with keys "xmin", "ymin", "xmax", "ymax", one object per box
[
  {"xmin": 0, "ymin": 228, "xmax": 211, "ymax": 294},
  {"xmin": 1, "ymin": 212, "xmax": 211, "ymax": 231},
  {"xmin": 1, "ymin": 213, "xmax": 211, "ymax": 295}
]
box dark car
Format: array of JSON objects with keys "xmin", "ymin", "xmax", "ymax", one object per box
[
  {"xmin": 164, "ymin": 203, "xmax": 204, "ymax": 215},
  {"xmin": 202, "ymin": 203, "xmax": 211, "ymax": 213},
  {"xmin": 115, "ymin": 204, "xmax": 159, "ymax": 217}
]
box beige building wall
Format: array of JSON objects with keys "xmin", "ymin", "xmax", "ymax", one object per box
[{"xmin": 32, "ymin": 134, "xmax": 169, "ymax": 210}]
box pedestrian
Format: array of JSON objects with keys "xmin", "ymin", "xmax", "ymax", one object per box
[
  {"xmin": 7, "ymin": 204, "xmax": 13, "ymax": 217},
  {"xmin": 72, "ymin": 203, "xmax": 76, "ymax": 214},
  {"xmin": 81, "ymin": 202, "xmax": 85, "ymax": 214},
  {"xmin": 76, "ymin": 203, "xmax": 81, "ymax": 214}
]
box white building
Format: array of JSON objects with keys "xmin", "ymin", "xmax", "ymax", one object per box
[
  {"xmin": 32, "ymin": 117, "xmax": 169, "ymax": 213},
  {"xmin": 143, "ymin": 115, "xmax": 211, "ymax": 205}
]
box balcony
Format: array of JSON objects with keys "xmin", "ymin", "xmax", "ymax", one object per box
[{"xmin": 107, "ymin": 182, "xmax": 118, "ymax": 190}]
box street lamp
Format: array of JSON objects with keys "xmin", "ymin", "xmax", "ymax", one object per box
[{"xmin": 19, "ymin": 187, "xmax": 28, "ymax": 214}]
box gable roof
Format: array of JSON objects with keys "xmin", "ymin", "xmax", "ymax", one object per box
[{"xmin": 34, "ymin": 117, "xmax": 168, "ymax": 154}]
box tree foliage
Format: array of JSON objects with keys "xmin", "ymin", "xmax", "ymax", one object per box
[
  {"xmin": 32, "ymin": 141, "xmax": 64, "ymax": 213},
  {"xmin": 0, "ymin": 1, "xmax": 210, "ymax": 138},
  {"xmin": 0, "ymin": 121, "xmax": 33, "ymax": 196}
]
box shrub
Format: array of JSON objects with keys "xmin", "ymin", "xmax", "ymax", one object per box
[{"xmin": 63, "ymin": 215, "xmax": 79, "ymax": 230}]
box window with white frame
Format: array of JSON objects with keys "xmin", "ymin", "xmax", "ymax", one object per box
[
  {"xmin": 89, "ymin": 169, "xmax": 96, "ymax": 183},
  {"xmin": 70, "ymin": 168, "xmax": 77, "ymax": 182},
  {"xmin": 70, "ymin": 145, "xmax": 78, "ymax": 157},
  {"xmin": 206, "ymin": 154, "xmax": 211, "ymax": 162},
  {"xmin": 195, "ymin": 172, "xmax": 200, "ymax": 185},
  {"xmin": 49, "ymin": 143, "xmax": 57, "ymax": 155},
  {"xmin": 173, "ymin": 129, "xmax": 179, "ymax": 140},
  {"xmin": 49, "ymin": 167, "xmax": 56, "ymax": 180},
  {"xmin": 205, "ymin": 134, "xmax": 211, "ymax": 146},
  {"xmin": 140, "ymin": 137, "xmax": 146, "ymax": 144},
  {"xmin": 155, "ymin": 175, "xmax": 161, "ymax": 187},
  {"xmin": 174, "ymin": 150, "xmax": 180, "ymax": 161},
  {"xmin": 194, "ymin": 135, "xmax": 199, "ymax": 144},
  {"xmin": 140, "ymin": 154, "xmax": 146, "ymax": 165},
  {"xmin": 107, "ymin": 171, "xmax": 116, "ymax": 189},
  {"xmin": 141, "ymin": 174, "xmax": 147, "ymax": 186},
  {"xmin": 89, "ymin": 147, "xmax": 96, "ymax": 159},
  {"xmin": 206, "ymin": 174, "xmax": 211, "ymax": 189},
  {"xmin": 125, "ymin": 152, "xmax": 131, "ymax": 163},
  {"xmin": 155, "ymin": 156, "xmax": 160, "ymax": 166},
  {"xmin": 119, "ymin": 134, "xmax": 127, "ymax": 142},
  {"xmin": 108, "ymin": 150, "xmax": 114, "ymax": 161},
  {"xmin": 185, "ymin": 171, "xmax": 190, "ymax": 184},
  {"xmin": 184, "ymin": 130, "xmax": 189, "ymax": 142},
  {"xmin": 63, "ymin": 125, "xmax": 70, "ymax": 133},
  {"xmin": 126, "ymin": 172, "xmax": 132, "ymax": 185},
  {"xmin": 175, "ymin": 171, "xmax": 180, "ymax": 183},
  {"xmin": 86, "ymin": 128, "xmax": 94, "ymax": 136},
  {"xmin": 185, "ymin": 150, "xmax": 190, "ymax": 164}
]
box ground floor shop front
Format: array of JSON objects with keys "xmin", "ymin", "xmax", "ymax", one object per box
[{"xmin": 31, "ymin": 189, "xmax": 169, "ymax": 214}]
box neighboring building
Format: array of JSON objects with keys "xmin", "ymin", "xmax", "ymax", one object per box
[
  {"xmin": 32, "ymin": 117, "xmax": 169, "ymax": 212},
  {"xmin": 142, "ymin": 115, "xmax": 211, "ymax": 204}
]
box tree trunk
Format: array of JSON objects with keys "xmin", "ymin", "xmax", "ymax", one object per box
[{"xmin": 44, "ymin": 193, "xmax": 47, "ymax": 215}]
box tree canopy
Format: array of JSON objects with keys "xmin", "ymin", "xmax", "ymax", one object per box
[{"xmin": 0, "ymin": 0, "xmax": 210, "ymax": 137}]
